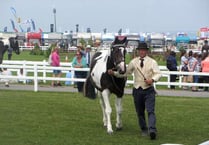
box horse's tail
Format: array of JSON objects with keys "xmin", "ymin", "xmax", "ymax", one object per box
[{"xmin": 83, "ymin": 75, "xmax": 96, "ymax": 99}]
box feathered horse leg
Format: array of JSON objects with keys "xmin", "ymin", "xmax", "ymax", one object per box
[
  {"xmin": 115, "ymin": 97, "xmax": 123, "ymax": 130},
  {"xmin": 101, "ymin": 89, "xmax": 113, "ymax": 134}
]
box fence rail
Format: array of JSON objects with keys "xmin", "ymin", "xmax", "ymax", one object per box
[{"xmin": 0, "ymin": 60, "xmax": 209, "ymax": 92}]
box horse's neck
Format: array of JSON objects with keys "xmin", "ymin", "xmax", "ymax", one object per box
[
  {"xmin": 102, "ymin": 49, "xmax": 111, "ymax": 56},
  {"xmin": 96, "ymin": 49, "xmax": 110, "ymax": 62},
  {"xmin": 102, "ymin": 49, "xmax": 115, "ymax": 69}
]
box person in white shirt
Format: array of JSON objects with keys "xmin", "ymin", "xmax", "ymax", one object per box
[
  {"xmin": 17, "ymin": 68, "xmax": 28, "ymax": 84},
  {"xmin": 85, "ymin": 45, "xmax": 92, "ymax": 67}
]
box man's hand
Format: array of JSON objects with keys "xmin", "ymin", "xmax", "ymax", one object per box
[{"xmin": 145, "ymin": 79, "xmax": 154, "ymax": 85}]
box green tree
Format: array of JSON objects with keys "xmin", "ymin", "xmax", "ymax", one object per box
[
  {"xmin": 79, "ymin": 38, "xmax": 86, "ymax": 49},
  {"xmin": 30, "ymin": 43, "xmax": 44, "ymax": 55},
  {"xmin": 87, "ymin": 38, "xmax": 93, "ymax": 46}
]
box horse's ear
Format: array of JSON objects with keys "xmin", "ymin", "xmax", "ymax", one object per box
[{"xmin": 112, "ymin": 36, "xmax": 127, "ymax": 45}]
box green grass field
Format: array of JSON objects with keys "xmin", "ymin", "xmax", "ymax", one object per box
[
  {"xmin": 6, "ymin": 50, "xmax": 169, "ymax": 65},
  {"xmin": 5, "ymin": 50, "xmax": 75, "ymax": 62},
  {"xmin": 0, "ymin": 90, "xmax": 209, "ymax": 145}
]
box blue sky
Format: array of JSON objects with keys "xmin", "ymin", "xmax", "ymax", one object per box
[{"xmin": 1, "ymin": 0, "xmax": 209, "ymax": 33}]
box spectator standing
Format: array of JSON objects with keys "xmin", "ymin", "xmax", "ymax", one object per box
[
  {"xmin": 48, "ymin": 49, "xmax": 53, "ymax": 65},
  {"xmin": 85, "ymin": 45, "xmax": 92, "ymax": 67},
  {"xmin": 51, "ymin": 47, "xmax": 62, "ymax": 87},
  {"xmin": 17, "ymin": 68, "xmax": 27, "ymax": 83},
  {"xmin": 180, "ymin": 50, "xmax": 189, "ymax": 90},
  {"xmin": 108, "ymin": 42, "xmax": 161, "ymax": 140},
  {"xmin": 201, "ymin": 53, "xmax": 209, "ymax": 91},
  {"xmin": 201, "ymin": 40, "xmax": 209, "ymax": 55},
  {"xmin": 166, "ymin": 51, "xmax": 178, "ymax": 89},
  {"xmin": 8, "ymin": 47, "xmax": 13, "ymax": 60},
  {"xmin": 197, "ymin": 53, "xmax": 204, "ymax": 90},
  {"xmin": 72, "ymin": 50, "xmax": 88, "ymax": 92},
  {"xmin": 17, "ymin": 68, "xmax": 31, "ymax": 84},
  {"xmin": 187, "ymin": 51, "xmax": 198, "ymax": 91},
  {"xmin": 192, "ymin": 53, "xmax": 201, "ymax": 91}
]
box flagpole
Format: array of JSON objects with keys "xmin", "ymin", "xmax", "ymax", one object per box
[{"xmin": 53, "ymin": 8, "xmax": 57, "ymax": 32}]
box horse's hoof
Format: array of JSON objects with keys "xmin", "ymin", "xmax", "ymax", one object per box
[
  {"xmin": 107, "ymin": 130, "xmax": 113, "ymax": 135},
  {"xmin": 116, "ymin": 127, "xmax": 123, "ymax": 131}
]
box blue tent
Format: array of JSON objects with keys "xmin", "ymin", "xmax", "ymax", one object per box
[
  {"xmin": 175, "ymin": 36, "xmax": 190, "ymax": 43},
  {"xmin": 140, "ymin": 36, "xmax": 145, "ymax": 42}
]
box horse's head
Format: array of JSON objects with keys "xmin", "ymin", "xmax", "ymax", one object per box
[
  {"xmin": 9, "ymin": 37, "xmax": 20, "ymax": 55},
  {"xmin": 110, "ymin": 36, "xmax": 127, "ymax": 74},
  {"xmin": 111, "ymin": 45, "xmax": 126, "ymax": 74}
]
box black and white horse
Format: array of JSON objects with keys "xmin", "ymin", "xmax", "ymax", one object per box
[
  {"xmin": 0, "ymin": 37, "xmax": 20, "ymax": 64},
  {"xmin": 84, "ymin": 36, "xmax": 127, "ymax": 134}
]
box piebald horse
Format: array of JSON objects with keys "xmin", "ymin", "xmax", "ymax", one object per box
[
  {"xmin": 84, "ymin": 36, "xmax": 127, "ymax": 134},
  {"xmin": 0, "ymin": 36, "xmax": 20, "ymax": 64}
]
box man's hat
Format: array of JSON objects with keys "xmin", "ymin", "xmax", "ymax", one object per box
[
  {"xmin": 86, "ymin": 45, "xmax": 91, "ymax": 49},
  {"xmin": 137, "ymin": 42, "xmax": 149, "ymax": 50}
]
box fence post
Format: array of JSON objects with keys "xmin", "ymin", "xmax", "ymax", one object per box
[
  {"xmin": 23, "ymin": 60, "xmax": 26, "ymax": 84},
  {"xmin": 43, "ymin": 60, "xmax": 46, "ymax": 83},
  {"xmin": 179, "ymin": 75, "xmax": 182, "ymax": 88},
  {"xmin": 34, "ymin": 64, "xmax": 38, "ymax": 92},
  {"xmin": 71, "ymin": 67, "xmax": 75, "ymax": 85},
  {"xmin": 167, "ymin": 74, "xmax": 170, "ymax": 88}
]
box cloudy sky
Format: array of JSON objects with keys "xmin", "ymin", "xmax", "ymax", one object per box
[{"xmin": 1, "ymin": 0, "xmax": 209, "ymax": 33}]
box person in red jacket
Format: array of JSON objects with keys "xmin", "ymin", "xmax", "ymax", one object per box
[
  {"xmin": 51, "ymin": 47, "xmax": 62, "ymax": 87},
  {"xmin": 201, "ymin": 53, "xmax": 209, "ymax": 91}
]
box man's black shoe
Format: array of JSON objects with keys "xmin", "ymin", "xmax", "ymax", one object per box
[{"xmin": 150, "ymin": 132, "xmax": 156, "ymax": 140}]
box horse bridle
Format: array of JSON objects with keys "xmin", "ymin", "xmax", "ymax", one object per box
[{"xmin": 111, "ymin": 45, "xmax": 126, "ymax": 69}]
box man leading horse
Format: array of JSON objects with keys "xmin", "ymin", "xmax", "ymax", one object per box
[{"xmin": 108, "ymin": 42, "xmax": 161, "ymax": 140}]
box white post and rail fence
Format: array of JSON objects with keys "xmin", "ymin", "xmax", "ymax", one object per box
[{"xmin": 0, "ymin": 60, "xmax": 209, "ymax": 92}]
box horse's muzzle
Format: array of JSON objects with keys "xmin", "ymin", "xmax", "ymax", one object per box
[
  {"xmin": 119, "ymin": 70, "xmax": 126, "ymax": 74},
  {"xmin": 117, "ymin": 62, "xmax": 126, "ymax": 74}
]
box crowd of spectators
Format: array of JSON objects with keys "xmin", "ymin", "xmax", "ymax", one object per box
[{"xmin": 167, "ymin": 40, "xmax": 209, "ymax": 91}]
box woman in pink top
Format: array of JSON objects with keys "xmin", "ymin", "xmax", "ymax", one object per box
[
  {"xmin": 51, "ymin": 47, "xmax": 62, "ymax": 87},
  {"xmin": 201, "ymin": 53, "xmax": 209, "ymax": 91}
]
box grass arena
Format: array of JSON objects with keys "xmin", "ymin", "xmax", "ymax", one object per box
[
  {"xmin": 0, "ymin": 49, "xmax": 209, "ymax": 145},
  {"xmin": 0, "ymin": 90, "xmax": 209, "ymax": 145}
]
